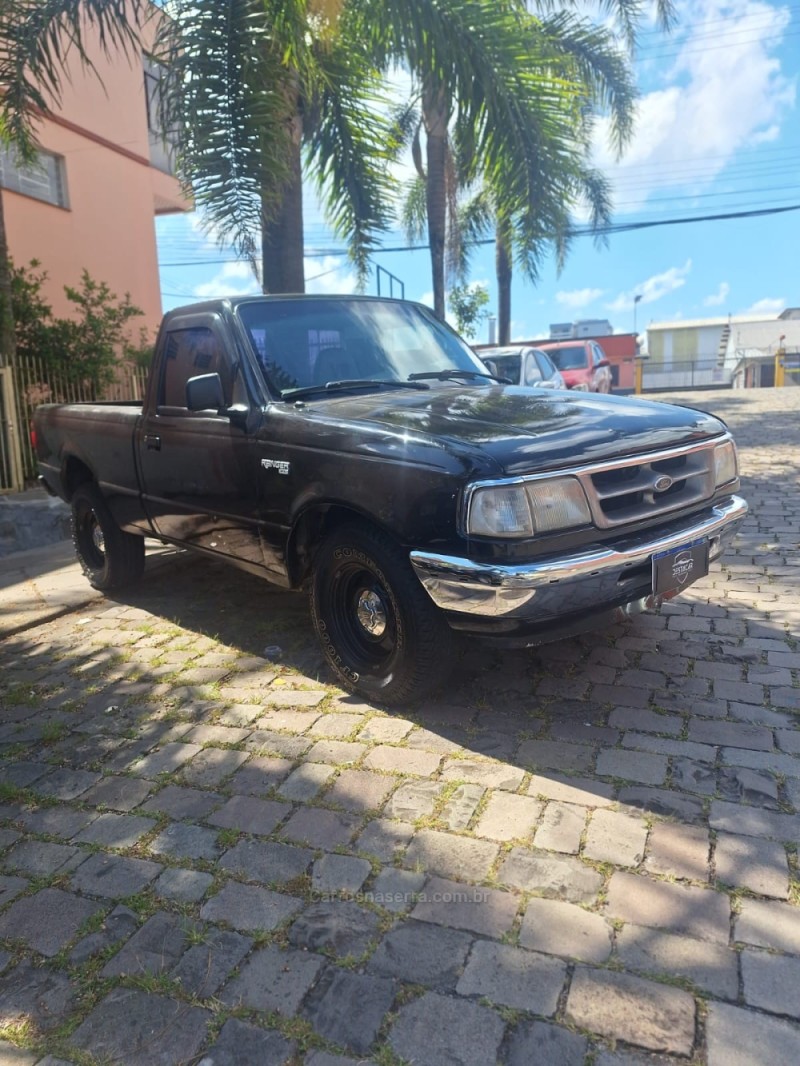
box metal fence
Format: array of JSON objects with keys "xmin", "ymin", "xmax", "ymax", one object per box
[
  {"xmin": 0, "ymin": 358, "xmax": 148, "ymax": 492},
  {"xmin": 641, "ymin": 358, "xmax": 731, "ymax": 392}
]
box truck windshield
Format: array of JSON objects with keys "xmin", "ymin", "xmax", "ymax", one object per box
[
  {"xmin": 545, "ymin": 345, "xmax": 587, "ymax": 371},
  {"xmin": 236, "ymin": 297, "xmax": 491, "ymax": 398}
]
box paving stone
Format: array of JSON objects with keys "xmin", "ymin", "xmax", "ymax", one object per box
[
  {"xmin": 411, "ymin": 876, "xmax": 518, "ymax": 938},
  {"xmin": 289, "ymin": 900, "xmax": 381, "ymax": 958},
  {"xmin": 80, "ymin": 775, "xmax": 153, "ymax": 811},
  {"xmin": 323, "ymin": 769, "xmax": 395, "ymax": 812},
  {"xmin": 498, "ymin": 848, "xmax": 602, "ymax": 903},
  {"xmin": 0, "ymin": 888, "xmax": 102, "ymax": 957},
  {"xmin": 34, "ymin": 767, "xmax": 101, "ymax": 800},
  {"xmin": 608, "ymin": 708, "xmax": 683, "ymax": 734},
  {"xmin": 404, "ymin": 828, "xmax": 498, "ymax": 881},
  {"xmin": 505, "ymin": 1020, "xmax": 588, "ymax": 1066},
  {"xmin": 305, "ymin": 1053, "xmax": 371, "ymax": 1066},
  {"xmin": 311, "ymin": 853, "xmax": 371, "ymax": 896},
  {"xmin": 472, "ymin": 792, "xmax": 541, "ymax": 842},
  {"xmin": 368, "ymin": 921, "xmax": 472, "ymax": 988},
  {"xmin": 583, "ymin": 809, "xmax": 647, "ymax": 867},
  {"xmin": 69, "ymin": 988, "xmax": 210, "ymax": 1066},
  {"xmin": 706, "ymin": 1001, "xmax": 800, "ymax": 1066},
  {"xmin": 303, "ymin": 967, "xmax": 396, "ymax": 1054},
  {"xmin": 356, "ymin": 818, "xmax": 414, "ymax": 861},
  {"xmin": 0, "ymin": 1041, "xmax": 37, "ymax": 1064},
  {"xmin": 516, "ymin": 738, "xmax": 595, "ymax": 773},
  {"xmin": 181, "ymin": 747, "xmax": 249, "ymax": 787},
  {"xmin": 200, "ymin": 882, "xmax": 302, "ymax": 933},
  {"xmin": 182, "ymin": 724, "xmax": 252, "ymax": 746},
  {"xmin": 645, "ymin": 822, "xmax": 710, "ymax": 881},
  {"xmin": 534, "ymin": 802, "xmax": 587, "ymax": 854},
  {"xmin": 617, "ymin": 785, "xmax": 704, "ymax": 822},
  {"xmin": 566, "ymin": 966, "xmax": 695, "ymax": 1056},
  {"xmin": 220, "ymin": 839, "xmax": 313, "ymax": 885},
  {"xmin": 0, "ymin": 959, "xmax": 76, "ymax": 1033},
  {"xmin": 718, "ymin": 766, "xmax": 781, "ymax": 807},
  {"xmin": 715, "ymin": 832, "xmax": 790, "ymax": 898},
  {"xmin": 2, "ymin": 840, "xmax": 82, "ymax": 877},
  {"xmin": 527, "ymin": 774, "xmax": 614, "ymax": 806},
  {"xmin": 71, "ymin": 852, "xmax": 162, "ymax": 898},
  {"xmin": 149, "ymin": 822, "xmax": 221, "ymax": 861},
  {"xmin": 0, "ymin": 830, "xmax": 20, "ymax": 853},
  {"xmin": 265, "ymin": 692, "xmax": 327, "ymax": 712},
  {"xmin": 73, "ymin": 812, "xmax": 155, "ymax": 849},
  {"xmin": 101, "ymin": 911, "xmax": 194, "ymax": 977},
  {"xmin": 70, "ymin": 905, "xmax": 139, "ymax": 964},
  {"xmin": 595, "ymin": 749, "xmax": 668, "ymax": 785},
  {"xmin": 369, "ymin": 868, "xmax": 425, "ymax": 913},
  {"xmin": 171, "ymin": 933, "xmax": 253, "ymax": 997},
  {"xmin": 305, "ymin": 740, "xmax": 366, "ymax": 766},
  {"xmin": 220, "ymin": 943, "xmax": 323, "ymax": 1013},
  {"xmin": 277, "ymin": 763, "xmax": 336, "ymax": 801},
  {"xmin": 605, "ymin": 871, "xmax": 730, "ymax": 942},
  {"xmin": 735, "ymin": 897, "xmax": 800, "ymax": 952},
  {"xmin": 281, "ymin": 807, "xmax": 360, "ymax": 850},
  {"xmin": 153, "ymin": 867, "xmax": 214, "ymax": 903},
  {"xmin": 361, "ymin": 745, "xmax": 439, "ymax": 777},
  {"xmin": 519, "ymin": 897, "xmax": 612, "ymax": 963},
  {"xmin": 128, "ymin": 742, "xmax": 203, "ymax": 777},
  {"xmin": 308, "ymin": 712, "xmax": 364, "ymax": 738},
  {"xmin": 389, "ymin": 991, "xmax": 505, "ymax": 1066},
  {"xmin": 741, "ymin": 948, "xmax": 800, "ymax": 1016},
  {"xmin": 722, "ymin": 746, "xmax": 800, "ymax": 778},
  {"xmin": 688, "ymin": 719, "xmax": 774, "ymax": 751},
  {"xmin": 441, "ymin": 758, "xmax": 525, "ymax": 791},
  {"xmin": 140, "ymin": 784, "xmax": 223, "ymax": 820},
  {"xmin": 207, "ymin": 795, "xmax": 291, "ymax": 835},
  {"xmin": 383, "ymin": 780, "xmax": 441, "ymax": 822},
  {"xmin": 617, "ymin": 924, "xmax": 739, "ymax": 999},
  {"xmin": 357, "ymin": 717, "xmax": 413, "ymax": 743},
  {"xmin": 228, "ymin": 755, "xmax": 295, "ymax": 795},
  {"xmin": 245, "ymin": 729, "xmax": 312, "ymax": 759},
  {"xmin": 709, "ymin": 799, "xmax": 798, "ymax": 841},
  {"xmin": 438, "ymin": 783, "xmax": 485, "ymax": 830},
  {"xmin": 197, "ymin": 1018, "xmax": 294, "ymax": 1066},
  {"xmin": 0, "ymin": 761, "xmax": 53, "ymax": 788},
  {"xmin": 457, "ymin": 938, "xmax": 566, "ymax": 1012},
  {"xmin": 405, "ymin": 727, "xmax": 463, "ymax": 755}
]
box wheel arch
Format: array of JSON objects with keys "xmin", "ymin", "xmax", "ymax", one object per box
[
  {"xmin": 62, "ymin": 455, "xmax": 95, "ymax": 501},
  {"xmin": 286, "ymin": 502, "xmax": 402, "ymax": 588}
]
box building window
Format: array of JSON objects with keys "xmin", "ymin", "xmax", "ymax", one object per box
[
  {"xmin": 0, "ymin": 145, "xmax": 68, "ymax": 208},
  {"xmin": 143, "ymin": 55, "xmax": 177, "ymax": 175}
]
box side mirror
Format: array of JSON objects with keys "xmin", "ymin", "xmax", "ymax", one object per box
[{"xmin": 186, "ymin": 373, "xmax": 225, "ymax": 411}]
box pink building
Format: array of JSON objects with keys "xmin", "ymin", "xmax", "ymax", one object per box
[{"xmin": 0, "ymin": 4, "xmax": 188, "ymax": 334}]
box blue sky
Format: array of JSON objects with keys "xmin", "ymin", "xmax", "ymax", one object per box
[{"xmin": 156, "ymin": 0, "xmax": 800, "ymax": 343}]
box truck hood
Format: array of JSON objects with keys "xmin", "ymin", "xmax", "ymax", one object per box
[{"xmin": 311, "ymin": 385, "xmax": 727, "ymax": 476}]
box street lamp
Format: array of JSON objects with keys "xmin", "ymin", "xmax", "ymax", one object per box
[{"xmin": 633, "ymin": 294, "xmax": 642, "ymax": 337}]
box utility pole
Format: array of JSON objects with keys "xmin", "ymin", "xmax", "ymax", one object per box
[{"xmin": 633, "ymin": 294, "xmax": 642, "ymax": 338}]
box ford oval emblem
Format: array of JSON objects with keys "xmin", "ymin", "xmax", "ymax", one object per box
[{"xmin": 654, "ymin": 474, "xmax": 673, "ymax": 492}]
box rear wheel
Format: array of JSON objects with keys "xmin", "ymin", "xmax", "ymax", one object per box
[
  {"xmin": 310, "ymin": 523, "xmax": 456, "ymax": 705},
  {"xmin": 71, "ymin": 483, "xmax": 145, "ymax": 591}
]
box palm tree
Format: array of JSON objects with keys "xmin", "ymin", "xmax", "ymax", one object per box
[{"xmin": 0, "ymin": 0, "xmax": 148, "ymax": 367}]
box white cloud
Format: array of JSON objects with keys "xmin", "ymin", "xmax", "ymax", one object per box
[
  {"xmin": 593, "ymin": 1, "xmax": 796, "ymax": 213},
  {"xmin": 704, "ymin": 281, "xmax": 730, "ymax": 307},
  {"xmin": 193, "ymin": 260, "xmax": 260, "ymax": 299},
  {"xmin": 304, "ymin": 256, "xmax": 358, "ymax": 295},
  {"xmin": 606, "ymin": 259, "xmax": 692, "ymax": 314},
  {"xmin": 555, "ymin": 287, "xmax": 605, "ymax": 310},
  {"xmin": 740, "ymin": 297, "xmax": 785, "ymax": 315},
  {"xmin": 419, "ymin": 291, "xmax": 434, "ymax": 308}
]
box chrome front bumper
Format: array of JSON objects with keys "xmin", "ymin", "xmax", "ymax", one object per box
[{"xmin": 410, "ymin": 495, "xmax": 747, "ymax": 620}]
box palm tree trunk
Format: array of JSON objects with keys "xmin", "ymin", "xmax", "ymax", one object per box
[
  {"xmin": 422, "ymin": 81, "xmax": 449, "ymax": 320},
  {"xmin": 0, "ymin": 192, "xmax": 16, "ymax": 369},
  {"xmin": 496, "ymin": 222, "xmax": 512, "ymax": 345},
  {"xmin": 262, "ymin": 111, "xmax": 305, "ymax": 294}
]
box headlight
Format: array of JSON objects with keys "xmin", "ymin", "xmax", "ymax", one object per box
[
  {"xmin": 467, "ymin": 477, "xmax": 592, "ymax": 537},
  {"xmin": 714, "ymin": 440, "xmax": 738, "ymax": 487}
]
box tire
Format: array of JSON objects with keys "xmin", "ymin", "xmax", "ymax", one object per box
[
  {"xmin": 310, "ymin": 522, "xmax": 456, "ymax": 705},
  {"xmin": 71, "ymin": 482, "xmax": 145, "ymax": 591}
]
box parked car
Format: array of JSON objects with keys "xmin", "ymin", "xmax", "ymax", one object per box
[
  {"xmin": 539, "ymin": 339, "xmax": 613, "ymax": 393},
  {"xmin": 34, "ymin": 295, "xmax": 746, "ymax": 705},
  {"xmin": 479, "ymin": 345, "xmax": 565, "ymax": 389}
]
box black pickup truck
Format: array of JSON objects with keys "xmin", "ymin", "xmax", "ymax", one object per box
[{"xmin": 34, "ymin": 295, "xmax": 747, "ymax": 704}]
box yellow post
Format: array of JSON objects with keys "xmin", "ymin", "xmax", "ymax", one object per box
[
  {"xmin": 634, "ymin": 359, "xmax": 644, "ymax": 395},
  {"xmin": 775, "ymin": 349, "xmax": 785, "ymax": 388}
]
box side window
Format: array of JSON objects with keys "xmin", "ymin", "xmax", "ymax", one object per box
[
  {"xmin": 524, "ymin": 353, "xmax": 543, "ymax": 385},
  {"xmin": 534, "ymin": 351, "xmax": 553, "ymax": 379},
  {"xmin": 592, "ymin": 344, "xmax": 604, "ymax": 366},
  {"xmin": 160, "ymin": 327, "xmax": 231, "ymax": 409}
]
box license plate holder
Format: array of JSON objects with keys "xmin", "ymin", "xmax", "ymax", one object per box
[{"xmin": 652, "ymin": 538, "xmax": 709, "ymax": 596}]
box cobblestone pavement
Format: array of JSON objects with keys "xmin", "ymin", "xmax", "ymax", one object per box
[{"xmin": 0, "ymin": 387, "xmax": 798, "ymax": 1066}]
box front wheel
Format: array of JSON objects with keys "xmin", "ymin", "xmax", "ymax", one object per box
[
  {"xmin": 310, "ymin": 523, "xmax": 456, "ymax": 705},
  {"xmin": 71, "ymin": 483, "xmax": 145, "ymax": 591}
]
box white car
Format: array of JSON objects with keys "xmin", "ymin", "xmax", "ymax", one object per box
[{"xmin": 480, "ymin": 345, "xmax": 566, "ymax": 389}]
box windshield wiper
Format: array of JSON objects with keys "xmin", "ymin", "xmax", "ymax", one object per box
[
  {"xmin": 408, "ymin": 369, "xmax": 512, "ymax": 384},
  {"xmin": 282, "ymin": 379, "xmax": 430, "ymax": 401}
]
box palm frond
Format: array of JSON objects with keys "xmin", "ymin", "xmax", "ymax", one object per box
[{"xmin": 400, "ymin": 175, "xmax": 428, "ymax": 244}]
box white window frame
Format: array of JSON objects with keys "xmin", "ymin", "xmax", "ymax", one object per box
[{"xmin": 0, "ymin": 145, "xmax": 69, "ymax": 208}]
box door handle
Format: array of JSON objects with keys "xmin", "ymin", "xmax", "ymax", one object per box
[{"xmin": 145, "ymin": 434, "xmax": 161, "ymax": 451}]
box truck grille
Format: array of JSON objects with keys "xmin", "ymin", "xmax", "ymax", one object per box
[{"xmin": 578, "ymin": 442, "xmax": 717, "ymax": 529}]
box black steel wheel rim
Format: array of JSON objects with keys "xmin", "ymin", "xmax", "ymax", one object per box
[
  {"xmin": 329, "ymin": 563, "xmax": 397, "ymax": 671},
  {"xmin": 78, "ymin": 504, "xmax": 105, "ymax": 569}
]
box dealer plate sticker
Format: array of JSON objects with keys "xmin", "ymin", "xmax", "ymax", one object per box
[{"xmin": 652, "ymin": 537, "xmax": 709, "ymax": 596}]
